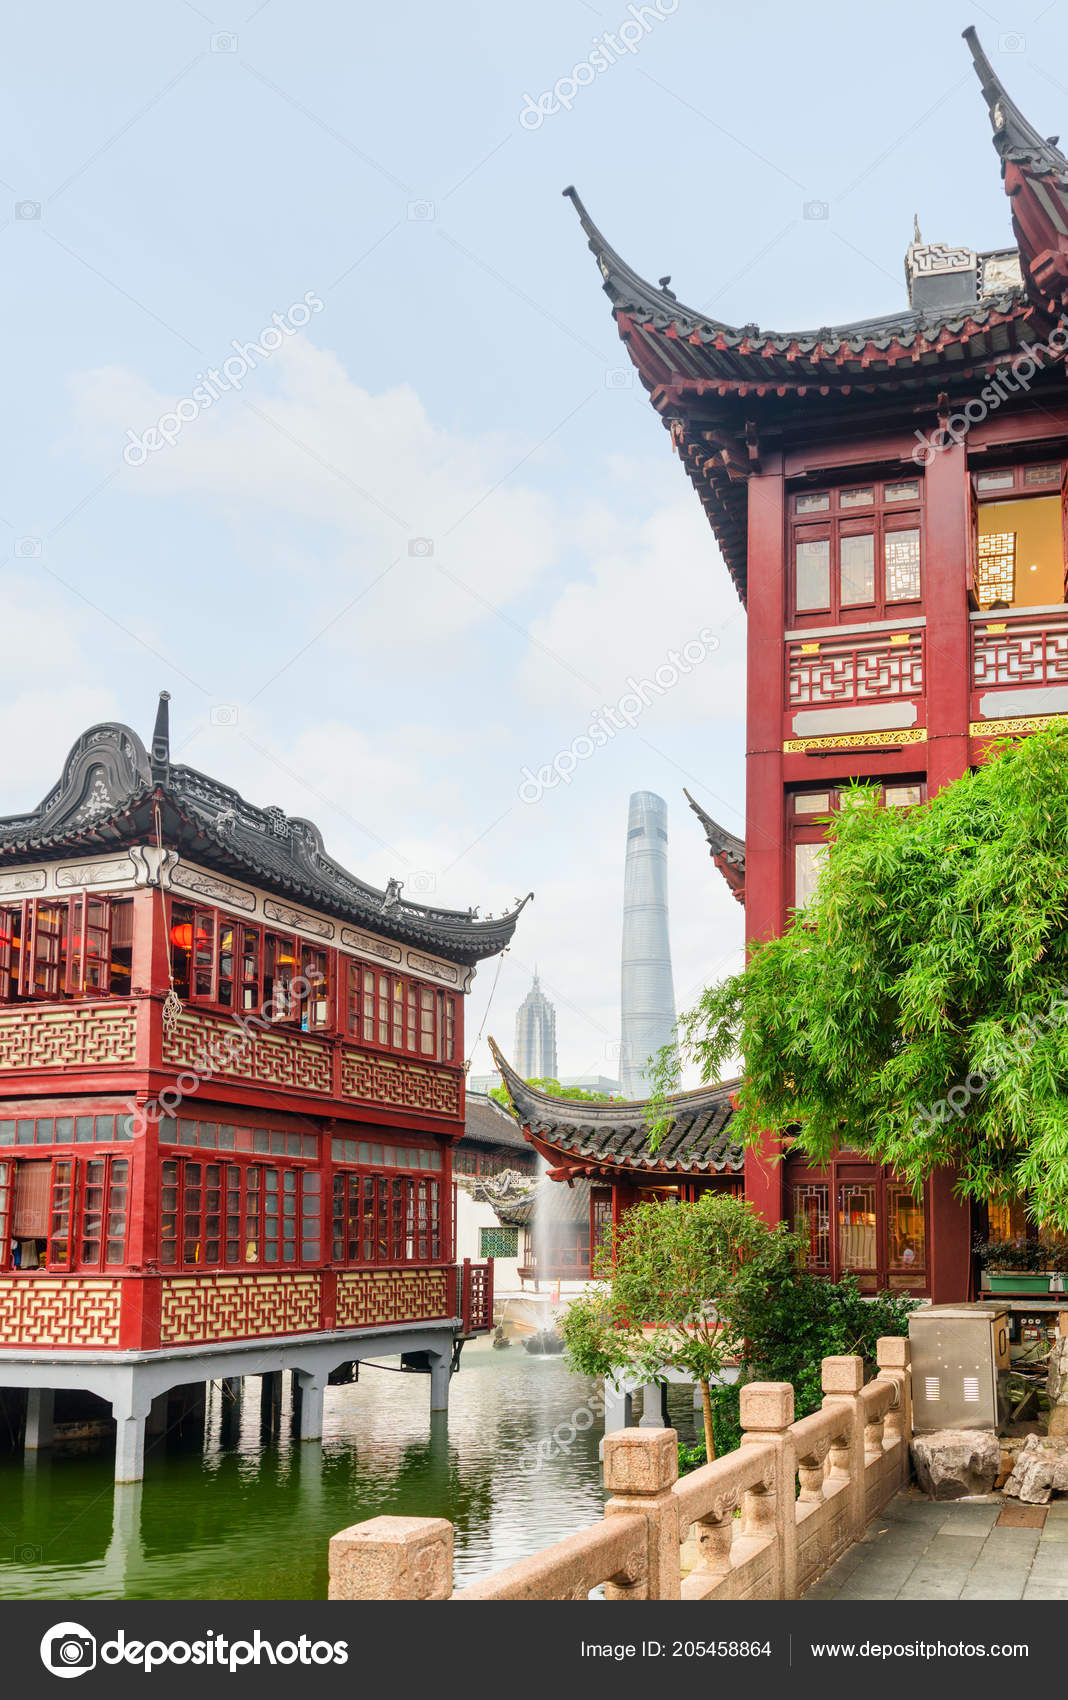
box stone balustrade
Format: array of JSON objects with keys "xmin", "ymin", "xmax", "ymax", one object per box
[{"xmin": 327, "ymin": 1338, "xmax": 912, "ymax": 1602}]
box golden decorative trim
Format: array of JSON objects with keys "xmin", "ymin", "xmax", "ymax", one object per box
[
  {"xmin": 970, "ymin": 713, "xmax": 1068, "ymax": 738},
  {"xmin": 799, "ymin": 641, "xmax": 820, "ymax": 654},
  {"xmin": 889, "ymin": 632, "xmax": 910, "ymax": 645},
  {"xmin": 984, "ymin": 622, "xmax": 1007, "ymax": 633},
  {"xmin": 784, "ymin": 728, "xmax": 927, "ymax": 754}
]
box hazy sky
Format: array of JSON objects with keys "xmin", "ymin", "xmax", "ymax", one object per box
[{"xmin": 1, "ymin": 0, "xmax": 1061, "ymax": 1081}]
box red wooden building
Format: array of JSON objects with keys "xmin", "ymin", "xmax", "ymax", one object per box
[
  {"xmin": 0, "ymin": 694, "xmax": 529, "ymax": 1477},
  {"xmin": 527, "ymin": 28, "xmax": 1068, "ymax": 1306}
]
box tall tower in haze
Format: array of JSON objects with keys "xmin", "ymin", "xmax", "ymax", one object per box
[
  {"xmin": 620, "ymin": 791, "xmax": 676, "ymax": 1098},
  {"xmin": 514, "ymin": 972, "xmax": 558, "ymax": 1080}
]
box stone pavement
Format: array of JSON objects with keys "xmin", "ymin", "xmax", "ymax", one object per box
[{"xmin": 804, "ymin": 1490, "xmax": 1068, "ymax": 1600}]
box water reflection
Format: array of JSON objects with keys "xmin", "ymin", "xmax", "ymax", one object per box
[{"xmin": 0, "ymin": 1341, "xmax": 626, "ymax": 1600}]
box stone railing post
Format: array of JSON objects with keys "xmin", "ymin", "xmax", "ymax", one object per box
[
  {"xmin": 603, "ymin": 1427, "xmax": 681, "ymax": 1600},
  {"xmin": 739, "ymin": 1381, "xmax": 797, "ymax": 1600},
  {"xmin": 821, "ymin": 1356, "xmax": 865, "ymax": 1543},
  {"xmin": 876, "ymin": 1336, "xmax": 912, "ymax": 1489},
  {"xmin": 328, "ymin": 1515, "xmax": 453, "ymax": 1600}
]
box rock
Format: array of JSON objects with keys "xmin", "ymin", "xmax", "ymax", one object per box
[
  {"xmin": 1004, "ymin": 1433, "xmax": 1068, "ymax": 1503},
  {"xmin": 910, "ymin": 1429, "xmax": 1001, "ymax": 1500}
]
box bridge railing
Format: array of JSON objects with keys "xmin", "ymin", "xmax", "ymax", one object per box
[{"xmin": 327, "ymin": 1337, "xmax": 911, "ymax": 1601}]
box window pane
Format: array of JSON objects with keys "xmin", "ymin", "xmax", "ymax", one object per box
[
  {"xmin": 884, "ymin": 479, "xmax": 920, "ymax": 502},
  {"xmin": 976, "ymin": 531, "xmax": 1015, "ymax": 607},
  {"xmin": 796, "ymin": 491, "xmax": 829, "ymax": 513},
  {"xmin": 885, "ymin": 528, "xmax": 921, "ymax": 601},
  {"xmin": 792, "ymin": 1183, "xmax": 830, "ymax": 1269},
  {"xmin": 884, "ymin": 785, "xmax": 922, "ymax": 808},
  {"xmin": 840, "ymin": 532, "xmax": 875, "ymax": 605},
  {"xmin": 838, "ymin": 1182, "xmax": 877, "ymax": 1270},
  {"xmin": 1025, "ymin": 464, "xmax": 1059, "ymax": 485},
  {"xmin": 795, "ymin": 538, "xmax": 830, "ymax": 610},
  {"xmin": 794, "ymin": 792, "xmax": 831, "ymax": 815},
  {"xmin": 840, "ymin": 486, "xmax": 873, "ymax": 508},
  {"xmin": 888, "ymin": 1184, "xmax": 925, "ymax": 1273},
  {"xmin": 976, "ymin": 469, "xmax": 1014, "ymax": 492},
  {"xmin": 793, "ymin": 842, "xmax": 827, "ymax": 910}
]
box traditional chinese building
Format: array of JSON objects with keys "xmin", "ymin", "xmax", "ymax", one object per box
[
  {"xmin": 489, "ymin": 1041, "xmax": 742, "ymax": 1281},
  {"xmin": 542, "ymin": 28, "xmax": 1068, "ymax": 1306},
  {"xmin": 0, "ymin": 696, "xmax": 529, "ymax": 1478}
]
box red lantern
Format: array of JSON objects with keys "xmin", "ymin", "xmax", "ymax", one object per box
[{"xmin": 170, "ymin": 923, "xmax": 210, "ymax": 951}]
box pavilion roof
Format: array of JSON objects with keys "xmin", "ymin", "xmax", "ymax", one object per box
[
  {"xmin": 0, "ymin": 697, "xmax": 530, "ymax": 966},
  {"xmin": 489, "ymin": 1039, "xmax": 743, "ymax": 1176},
  {"xmin": 462, "ymin": 1091, "xmax": 531, "ymax": 1151},
  {"xmin": 566, "ymin": 29, "xmax": 1068, "ymax": 602}
]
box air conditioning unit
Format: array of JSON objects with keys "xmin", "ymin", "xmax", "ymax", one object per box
[{"xmin": 908, "ymin": 1303, "xmax": 1009, "ymax": 1433}]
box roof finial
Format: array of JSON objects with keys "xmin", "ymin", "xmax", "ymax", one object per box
[
  {"xmin": 913, "ymin": 212, "xmax": 922, "ymax": 245},
  {"xmin": 150, "ymin": 691, "xmax": 171, "ymax": 785}
]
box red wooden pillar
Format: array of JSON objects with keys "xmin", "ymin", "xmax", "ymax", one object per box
[
  {"xmin": 744, "ymin": 457, "xmax": 787, "ymax": 1224},
  {"xmin": 928, "ymin": 1168, "xmax": 973, "ymax": 1302},
  {"xmin": 923, "ymin": 438, "xmax": 971, "ymax": 796}
]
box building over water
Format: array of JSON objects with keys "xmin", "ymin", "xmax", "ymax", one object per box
[
  {"xmin": 0, "ymin": 696, "xmax": 530, "ymax": 1479},
  {"xmin": 502, "ymin": 27, "xmax": 1068, "ymax": 1308},
  {"xmin": 514, "ymin": 971, "xmax": 557, "ymax": 1080},
  {"xmin": 620, "ymin": 791, "xmax": 676, "ymax": 1098}
]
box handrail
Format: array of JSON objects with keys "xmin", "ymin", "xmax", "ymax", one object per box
[{"xmin": 454, "ymin": 1511, "xmax": 647, "ymax": 1601}]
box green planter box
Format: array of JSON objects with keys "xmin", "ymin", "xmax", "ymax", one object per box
[{"xmin": 985, "ymin": 1272, "xmax": 1052, "ymax": 1293}]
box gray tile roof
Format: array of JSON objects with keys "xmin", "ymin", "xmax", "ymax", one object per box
[
  {"xmin": 463, "ymin": 1091, "xmax": 532, "ymax": 1151},
  {"xmin": 489, "ymin": 1040, "xmax": 743, "ymax": 1175},
  {"xmin": 0, "ymin": 700, "xmax": 530, "ymax": 965}
]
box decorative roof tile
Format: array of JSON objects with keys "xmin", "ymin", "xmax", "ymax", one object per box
[{"xmin": 489, "ymin": 1040, "xmax": 743, "ymax": 1175}]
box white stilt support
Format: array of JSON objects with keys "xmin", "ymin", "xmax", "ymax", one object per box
[
  {"xmin": 24, "ymin": 1389, "xmax": 55, "ymax": 1451},
  {"xmin": 429, "ymin": 1352, "xmax": 451, "ymax": 1413}
]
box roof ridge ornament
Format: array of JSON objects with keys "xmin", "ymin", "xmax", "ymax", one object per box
[{"xmin": 150, "ymin": 691, "xmax": 171, "ymax": 786}]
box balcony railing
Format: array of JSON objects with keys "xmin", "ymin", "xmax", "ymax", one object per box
[
  {"xmin": 972, "ymin": 604, "xmax": 1068, "ymax": 693},
  {"xmin": 787, "ymin": 626, "xmax": 924, "ymax": 709}
]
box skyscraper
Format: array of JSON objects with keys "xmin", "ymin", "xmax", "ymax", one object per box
[
  {"xmin": 514, "ymin": 971, "xmax": 558, "ymax": 1080},
  {"xmin": 620, "ymin": 791, "xmax": 677, "ymax": 1098}
]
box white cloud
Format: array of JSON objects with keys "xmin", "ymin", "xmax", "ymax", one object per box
[
  {"xmin": 518, "ymin": 488, "xmax": 747, "ymax": 720},
  {"xmin": 67, "ymin": 338, "xmax": 560, "ymax": 651}
]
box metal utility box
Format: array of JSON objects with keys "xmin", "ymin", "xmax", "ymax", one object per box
[{"xmin": 909, "ymin": 1303, "xmax": 1009, "ymax": 1433}]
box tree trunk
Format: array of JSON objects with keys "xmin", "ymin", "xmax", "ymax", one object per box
[{"xmin": 699, "ymin": 1377, "xmax": 717, "ymax": 1461}]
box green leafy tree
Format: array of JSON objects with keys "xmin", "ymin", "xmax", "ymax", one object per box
[
  {"xmin": 560, "ymin": 1192, "xmax": 803, "ymax": 1459},
  {"xmin": 651, "ymin": 726, "xmax": 1068, "ymax": 1231},
  {"xmin": 488, "ymin": 1078, "xmax": 619, "ymax": 1110}
]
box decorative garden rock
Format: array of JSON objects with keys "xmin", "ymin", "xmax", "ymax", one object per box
[
  {"xmin": 910, "ymin": 1429, "xmax": 1001, "ymax": 1499},
  {"xmin": 1003, "ymin": 1434, "xmax": 1068, "ymax": 1503}
]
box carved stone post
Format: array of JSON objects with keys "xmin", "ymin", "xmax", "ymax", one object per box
[
  {"xmin": 603, "ymin": 1426, "xmax": 681, "ymax": 1601},
  {"xmin": 739, "ymin": 1381, "xmax": 797, "ymax": 1600},
  {"xmin": 876, "ymin": 1336, "xmax": 912, "ymax": 1490},
  {"xmin": 821, "ymin": 1355, "xmax": 865, "ymax": 1543},
  {"xmin": 329, "ymin": 1515, "xmax": 454, "ymax": 1600}
]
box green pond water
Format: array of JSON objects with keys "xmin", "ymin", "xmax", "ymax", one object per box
[{"xmin": 0, "ymin": 1341, "xmax": 701, "ymax": 1601}]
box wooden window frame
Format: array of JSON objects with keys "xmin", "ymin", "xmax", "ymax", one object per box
[
  {"xmin": 789, "ymin": 479, "xmax": 924, "ymax": 625},
  {"xmin": 331, "ymin": 1164, "xmax": 444, "ymax": 1267},
  {"xmin": 159, "ymin": 1152, "xmax": 322, "ymax": 1272},
  {"xmin": 786, "ymin": 1155, "xmax": 930, "ymax": 1295}
]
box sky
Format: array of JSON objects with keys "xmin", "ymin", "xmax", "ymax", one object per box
[{"xmin": 1, "ymin": 0, "xmax": 1064, "ymax": 1083}]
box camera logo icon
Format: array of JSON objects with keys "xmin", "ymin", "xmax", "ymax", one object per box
[
  {"xmin": 408, "ymin": 536, "xmax": 434, "ymax": 558},
  {"xmin": 407, "ymin": 200, "xmax": 435, "ymax": 221},
  {"xmin": 998, "ymin": 31, "xmax": 1025, "ymax": 53},
  {"xmin": 407, "ymin": 870, "xmax": 437, "ymax": 895},
  {"xmin": 210, "ymin": 704, "xmax": 239, "ymax": 727},
  {"xmin": 605, "ymin": 368, "xmax": 633, "ymax": 389},
  {"xmin": 803, "ymin": 200, "xmax": 830, "ymax": 221},
  {"xmin": 210, "ymin": 31, "xmax": 238, "ymax": 52},
  {"xmin": 40, "ymin": 1623, "xmax": 96, "ymax": 1679},
  {"xmin": 16, "ymin": 537, "xmax": 42, "ymax": 558},
  {"xmin": 15, "ymin": 201, "xmax": 41, "ymax": 221}
]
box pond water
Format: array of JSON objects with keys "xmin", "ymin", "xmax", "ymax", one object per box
[{"xmin": 0, "ymin": 1342, "xmax": 694, "ymax": 1600}]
